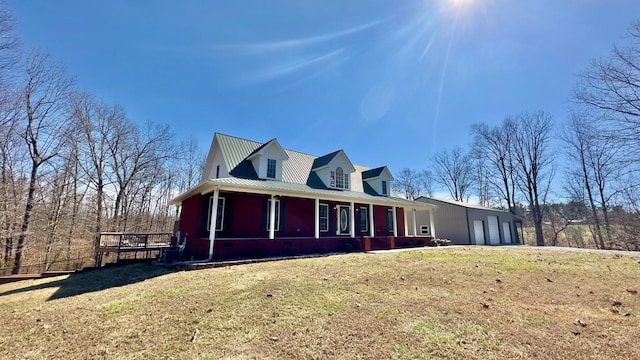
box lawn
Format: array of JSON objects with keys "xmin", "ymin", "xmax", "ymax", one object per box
[{"xmin": 0, "ymin": 246, "xmax": 639, "ymax": 359}]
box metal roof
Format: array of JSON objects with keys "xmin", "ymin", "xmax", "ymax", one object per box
[
  {"xmin": 362, "ymin": 166, "xmax": 386, "ymax": 179},
  {"xmin": 172, "ymin": 177, "xmax": 435, "ymax": 209},
  {"xmin": 416, "ymin": 197, "xmax": 510, "ymax": 212},
  {"xmin": 171, "ymin": 133, "xmax": 435, "ymax": 210}
]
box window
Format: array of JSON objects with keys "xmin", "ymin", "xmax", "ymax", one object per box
[
  {"xmin": 330, "ymin": 170, "xmax": 336, "ymax": 187},
  {"xmin": 381, "ymin": 180, "xmax": 388, "ymax": 195},
  {"xmin": 266, "ymin": 199, "xmax": 280, "ymax": 231},
  {"xmin": 386, "ymin": 209, "xmax": 394, "ymax": 232},
  {"xmin": 319, "ymin": 204, "xmax": 329, "ymax": 232},
  {"xmin": 216, "ymin": 165, "xmax": 220, "ymax": 178},
  {"xmin": 267, "ymin": 159, "xmax": 276, "ymax": 179},
  {"xmin": 207, "ymin": 197, "xmax": 225, "ymax": 231},
  {"xmin": 335, "ymin": 167, "xmax": 344, "ymax": 188},
  {"xmin": 359, "ymin": 207, "xmax": 368, "ymax": 232},
  {"xmin": 344, "ymin": 172, "xmax": 349, "ymax": 189}
]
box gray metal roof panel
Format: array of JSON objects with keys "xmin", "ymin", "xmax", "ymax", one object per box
[{"xmin": 362, "ymin": 167, "xmax": 385, "ymax": 179}]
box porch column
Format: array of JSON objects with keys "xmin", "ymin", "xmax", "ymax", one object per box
[
  {"xmin": 269, "ymin": 194, "xmax": 276, "ymax": 240},
  {"xmin": 392, "ymin": 206, "xmax": 398, "ymax": 237},
  {"xmin": 209, "ymin": 187, "xmax": 219, "ymax": 241},
  {"xmin": 369, "ymin": 203, "xmax": 374, "ymax": 237},
  {"xmin": 314, "ymin": 198, "xmax": 320, "ymax": 239},
  {"xmin": 208, "ymin": 185, "xmax": 220, "ymax": 260},
  {"xmin": 429, "ymin": 209, "xmax": 436, "ymax": 238},
  {"xmin": 412, "ymin": 209, "xmax": 417, "ymax": 238},
  {"xmin": 403, "ymin": 208, "xmax": 409, "ymax": 237},
  {"xmin": 349, "ymin": 202, "xmax": 355, "ymax": 238}
]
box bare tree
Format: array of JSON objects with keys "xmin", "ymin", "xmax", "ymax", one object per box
[
  {"xmin": 471, "ymin": 122, "xmax": 517, "ymax": 211},
  {"xmin": 574, "ymin": 21, "xmax": 640, "ymax": 162},
  {"xmin": 392, "ymin": 168, "xmax": 421, "ymax": 200},
  {"xmin": 509, "ymin": 111, "xmax": 555, "ymax": 247},
  {"xmin": 12, "ymin": 51, "xmax": 73, "ymax": 273},
  {"xmin": 432, "ymin": 147, "xmax": 474, "ymax": 202}
]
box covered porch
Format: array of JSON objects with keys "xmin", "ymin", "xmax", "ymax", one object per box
[{"xmin": 172, "ymin": 179, "xmax": 436, "ymax": 261}]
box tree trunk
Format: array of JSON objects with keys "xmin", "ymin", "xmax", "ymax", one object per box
[{"xmin": 12, "ymin": 161, "xmax": 38, "ymax": 274}]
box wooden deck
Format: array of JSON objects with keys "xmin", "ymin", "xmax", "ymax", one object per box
[{"xmin": 95, "ymin": 232, "xmax": 172, "ymax": 267}]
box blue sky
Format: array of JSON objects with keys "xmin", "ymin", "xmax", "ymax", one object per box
[{"xmin": 7, "ymin": 0, "xmax": 640, "ymax": 175}]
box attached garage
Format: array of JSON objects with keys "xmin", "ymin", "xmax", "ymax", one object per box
[{"xmin": 415, "ymin": 197, "xmax": 521, "ymax": 246}]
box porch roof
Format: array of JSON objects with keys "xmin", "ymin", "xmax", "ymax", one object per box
[{"xmin": 170, "ymin": 177, "xmax": 435, "ymax": 210}]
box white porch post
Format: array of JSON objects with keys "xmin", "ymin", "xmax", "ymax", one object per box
[
  {"xmin": 314, "ymin": 198, "xmax": 320, "ymax": 239},
  {"xmin": 429, "ymin": 209, "xmax": 436, "ymax": 238},
  {"xmin": 208, "ymin": 186, "xmax": 220, "ymax": 260},
  {"xmin": 269, "ymin": 194, "xmax": 276, "ymax": 240},
  {"xmin": 403, "ymin": 208, "xmax": 409, "ymax": 237},
  {"xmin": 412, "ymin": 209, "xmax": 418, "ymax": 238},
  {"xmin": 392, "ymin": 206, "xmax": 398, "ymax": 237},
  {"xmin": 369, "ymin": 203, "xmax": 374, "ymax": 237},
  {"xmin": 350, "ymin": 202, "xmax": 355, "ymax": 238}
]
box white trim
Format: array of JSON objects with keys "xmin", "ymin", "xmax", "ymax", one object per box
[
  {"xmin": 404, "ymin": 209, "xmax": 409, "ymax": 237},
  {"xmin": 314, "ymin": 198, "xmax": 320, "ymax": 239},
  {"xmin": 268, "ymin": 196, "xmax": 277, "ymax": 239},
  {"xmin": 209, "ymin": 189, "xmax": 219, "ymax": 240},
  {"xmin": 369, "ymin": 203, "xmax": 375, "ymax": 237},
  {"xmin": 412, "ymin": 209, "xmax": 417, "ymax": 238},
  {"xmin": 349, "ymin": 202, "xmax": 355, "ymax": 238}
]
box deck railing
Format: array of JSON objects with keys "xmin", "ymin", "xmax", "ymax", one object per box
[{"xmin": 98, "ymin": 232, "xmax": 172, "ymax": 249}]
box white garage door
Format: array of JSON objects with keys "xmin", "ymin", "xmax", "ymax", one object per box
[
  {"xmin": 473, "ymin": 220, "xmax": 485, "ymax": 245},
  {"xmin": 503, "ymin": 222, "xmax": 512, "ymax": 243},
  {"xmin": 488, "ymin": 216, "xmax": 500, "ymax": 245}
]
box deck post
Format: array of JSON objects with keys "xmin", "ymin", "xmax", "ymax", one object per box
[{"xmin": 208, "ymin": 186, "xmax": 220, "ymax": 260}]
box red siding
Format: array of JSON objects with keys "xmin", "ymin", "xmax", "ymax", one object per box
[
  {"xmin": 179, "ymin": 193, "xmax": 203, "ymax": 241},
  {"xmin": 373, "ymin": 205, "xmax": 393, "ymax": 236},
  {"xmin": 397, "ymin": 207, "xmax": 405, "ymax": 237}
]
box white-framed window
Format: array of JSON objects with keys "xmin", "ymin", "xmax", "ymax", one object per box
[
  {"xmin": 319, "ymin": 203, "xmax": 329, "ymax": 232},
  {"xmin": 344, "ymin": 172, "xmax": 349, "ymax": 189},
  {"xmin": 266, "ymin": 199, "xmax": 280, "ymax": 231},
  {"xmin": 207, "ymin": 197, "xmax": 225, "ymax": 231},
  {"xmin": 359, "ymin": 207, "xmax": 368, "ymax": 232},
  {"xmin": 330, "ymin": 170, "xmax": 336, "ymax": 187},
  {"xmin": 381, "ymin": 180, "xmax": 388, "ymax": 195},
  {"xmin": 336, "ymin": 167, "xmax": 344, "ymax": 188},
  {"xmin": 267, "ymin": 159, "xmax": 276, "ymax": 179}
]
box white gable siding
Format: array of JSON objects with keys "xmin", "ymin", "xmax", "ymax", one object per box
[{"xmin": 202, "ymin": 139, "xmax": 229, "ymax": 180}]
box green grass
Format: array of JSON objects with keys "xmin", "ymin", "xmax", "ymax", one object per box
[{"xmin": 1, "ymin": 246, "xmax": 639, "ymax": 359}]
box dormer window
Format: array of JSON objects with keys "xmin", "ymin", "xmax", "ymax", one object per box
[
  {"xmin": 336, "ymin": 167, "xmax": 344, "ymax": 188},
  {"xmin": 382, "ymin": 180, "xmax": 388, "ymax": 195},
  {"xmin": 267, "ymin": 159, "xmax": 276, "ymax": 179}
]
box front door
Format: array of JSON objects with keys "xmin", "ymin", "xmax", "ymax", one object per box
[{"xmin": 337, "ymin": 205, "xmax": 350, "ymax": 235}]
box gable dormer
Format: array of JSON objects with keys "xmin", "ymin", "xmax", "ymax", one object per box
[
  {"xmin": 312, "ymin": 150, "xmax": 356, "ymax": 190},
  {"xmin": 246, "ymin": 138, "xmax": 289, "ymax": 181},
  {"xmin": 362, "ymin": 166, "xmax": 394, "ymax": 197}
]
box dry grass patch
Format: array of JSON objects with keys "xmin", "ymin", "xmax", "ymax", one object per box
[{"xmin": 0, "ymin": 246, "xmax": 639, "ymax": 359}]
